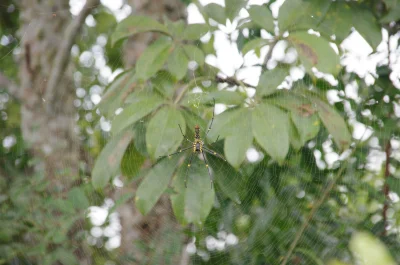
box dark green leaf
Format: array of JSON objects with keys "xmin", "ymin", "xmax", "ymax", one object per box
[
  {"xmin": 151, "ymin": 70, "xmax": 177, "ymax": 98},
  {"xmin": 111, "ymin": 16, "xmax": 170, "ymax": 45},
  {"xmin": 257, "ymin": 67, "xmax": 288, "ymax": 97},
  {"xmin": 288, "ymin": 31, "xmax": 340, "ymax": 75},
  {"xmin": 225, "ymin": 0, "xmax": 246, "ymax": 21},
  {"xmin": 183, "ymin": 24, "xmax": 210, "ymax": 40},
  {"xmin": 252, "ymin": 102, "xmax": 289, "ymax": 163},
  {"xmin": 248, "ymin": 5, "xmax": 274, "ymax": 33},
  {"xmin": 135, "ymin": 156, "xmax": 180, "ymax": 215},
  {"xmin": 241, "ymin": 38, "xmax": 269, "ymax": 56},
  {"xmin": 111, "ymin": 95, "xmax": 164, "ymax": 135},
  {"xmin": 182, "ymin": 44, "xmax": 205, "ymax": 66},
  {"xmin": 67, "ymin": 187, "xmax": 89, "ymax": 210},
  {"xmin": 121, "ymin": 142, "xmax": 146, "ymax": 179},
  {"xmin": 351, "ymin": 5, "xmax": 382, "ymax": 49},
  {"xmin": 381, "ymin": 5, "xmax": 400, "ymax": 23},
  {"xmin": 311, "ymin": 95, "xmax": 351, "ymax": 150},
  {"xmin": 146, "ymin": 106, "xmax": 186, "ymax": 158},
  {"xmin": 93, "ymin": 11, "xmax": 117, "ymax": 34},
  {"xmin": 53, "ymin": 248, "xmax": 79, "ymax": 265},
  {"xmin": 204, "ymin": 3, "xmax": 226, "ymax": 24},
  {"xmin": 168, "ymin": 46, "xmax": 189, "ymax": 80},
  {"xmin": 92, "ymin": 131, "xmax": 134, "ymax": 189},
  {"xmin": 136, "ymin": 38, "xmax": 173, "ymax": 80},
  {"xmin": 387, "ymin": 177, "xmax": 400, "ymax": 195}
]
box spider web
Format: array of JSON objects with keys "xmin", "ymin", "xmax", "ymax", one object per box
[{"xmin": 1, "ymin": 0, "xmax": 399, "ymax": 264}]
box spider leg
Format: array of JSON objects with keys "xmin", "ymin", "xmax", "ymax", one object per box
[
  {"xmin": 210, "ymin": 135, "xmax": 220, "ymax": 145},
  {"xmin": 185, "ymin": 153, "xmax": 195, "ymax": 188},
  {"xmin": 201, "ymin": 151, "xmax": 213, "ymax": 189},
  {"xmin": 205, "ymin": 98, "xmax": 216, "ymax": 138},
  {"xmin": 158, "ymin": 146, "xmax": 192, "ymax": 161},
  {"xmin": 203, "ymin": 146, "xmax": 227, "ymax": 162},
  {"xmin": 179, "ymin": 124, "xmax": 193, "ymax": 144}
]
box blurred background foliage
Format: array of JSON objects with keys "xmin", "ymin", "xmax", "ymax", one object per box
[{"xmin": 0, "ymin": 0, "xmax": 400, "ymax": 264}]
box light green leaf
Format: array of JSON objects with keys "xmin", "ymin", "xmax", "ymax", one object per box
[
  {"xmin": 291, "ymin": 112, "xmax": 320, "ymax": 144},
  {"xmin": 278, "ymin": 0, "xmax": 331, "ymax": 32},
  {"xmin": 181, "ymin": 110, "xmax": 207, "ymax": 137},
  {"xmin": 289, "ymin": 117, "xmax": 303, "ymax": 150},
  {"xmin": 67, "ymin": 187, "xmax": 89, "ymax": 210},
  {"xmin": 380, "ymin": 5, "xmax": 400, "ymax": 23},
  {"xmin": 252, "ymin": 102, "xmax": 289, "ymax": 163},
  {"xmin": 242, "ymin": 38, "xmax": 269, "ymax": 56},
  {"xmin": 53, "ymin": 248, "xmax": 79, "ymax": 265},
  {"xmin": 224, "ymin": 109, "xmax": 252, "ymax": 168},
  {"xmin": 350, "ymin": 232, "xmax": 396, "ymax": 265},
  {"xmin": 183, "ymin": 24, "xmax": 210, "ymax": 40},
  {"xmin": 257, "ymin": 67, "xmax": 288, "ymax": 97},
  {"xmin": 207, "ymin": 107, "xmax": 248, "ymax": 140},
  {"xmin": 111, "ymin": 95, "xmax": 164, "ymax": 135},
  {"xmin": 98, "ymin": 70, "xmax": 136, "ymax": 118},
  {"xmin": 267, "ymin": 91, "xmax": 316, "ymax": 117},
  {"xmin": 225, "ymin": 0, "xmax": 246, "ymax": 21},
  {"xmin": 146, "ymin": 106, "xmax": 186, "ymax": 158},
  {"xmin": 311, "ymin": 96, "xmax": 351, "ymax": 150},
  {"xmin": 92, "ymin": 131, "xmax": 134, "ymax": 189},
  {"xmin": 168, "ymin": 46, "xmax": 189, "ymax": 80},
  {"xmin": 170, "ymin": 165, "xmax": 187, "ymax": 225},
  {"xmin": 135, "ymin": 156, "xmax": 180, "ymax": 215},
  {"xmin": 204, "ymin": 3, "xmax": 226, "ymax": 24},
  {"xmin": 295, "ymin": 248, "xmax": 324, "ymax": 265},
  {"xmin": 111, "ymin": 16, "xmax": 170, "ymax": 45},
  {"xmin": 288, "ymin": 31, "xmax": 340, "ymax": 75},
  {"xmin": 136, "ymin": 38, "xmax": 173, "ymax": 80},
  {"xmin": 183, "ymin": 90, "xmax": 245, "ymax": 106},
  {"xmin": 183, "ymin": 44, "xmax": 205, "ymax": 66},
  {"xmin": 248, "ymin": 5, "xmax": 274, "ymax": 33},
  {"xmin": 121, "ymin": 142, "xmax": 146, "ymax": 179},
  {"xmin": 165, "ymin": 19, "xmax": 185, "ymax": 38}
]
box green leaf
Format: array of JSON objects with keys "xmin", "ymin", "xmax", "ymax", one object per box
[
  {"xmin": 135, "ymin": 156, "xmax": 180, "ymax": 215},
  {"xmin": 278, "ymin": 0, "xmax": 331, "ymax": 32},
  {"xmin": 183, "ymin": 24, "xmax": 210, "ymax": 40},
  {"xmin": 146, "ymin": 106, "xmax": 186, "ymax": 158},
  {"xmin": 224, "ymin": 109, "xmax": 252, "ymax": 167},
  {"xmin": 267, "ymin": 91, "xmax": 316, "ymax": 117},
  {"xmin": 171, "ymin": 158, "xmax": 216, "ymax": 225},
  {"xmin": 98, "ymin": 70, "xmax": 136, "ymax": 118},
  {"xmin": 92, "ymin": 131, "xmax": 134, "ymax": 189},
  {"xmin": 387, "ymin": 177, "xmax": 400, "ymax": 195},
  {"xmin": 94, "ymin": 11, "xmax": 117, "ymax": 34},
  {"xmin": 109, "ymin": 193, "xmax": 134, "ymax": 214},
  {"xmin": 252, "ymin": 102, "xmax": 289, "ymax": 163},
  {"xmin": 165, "ymin": 19, "xmax": 186, "ymax": 38},
  {"xmin": 181, "ymin": 110, "xmax": 207, "ymax": 137},
  {"xmin": 111, "ymin": 95, "xmax": 164, "ymax": 135},
  {"xmin": 183, "ymin": 90, "xmax": 246, "ymax": 106},
  {"xmin": 351, "ymin": 5, "xmax": 382, "ymax": 49},
  {"xmin": 207, "ymin": 107, "xmax": 248, "ymax": 141},
  {"xmin": 136, "ymin": 38, "xmax": 173, "ymax": 80},
  {"xmin": 291, "ymin": 112, "xmax": 320, "ymax": 144},
  {"xmin": 168, "ymin": 46, "xmax": 189, "ymax": 80},
  {"xmin": 67, "ymin": 187, "xmax": 89, "ymax": 210},
  {"xmin": 248, "ymin": 5, "xmax": 274, "ymax": 33},
  {"xmin": 204, "ymin": 3, "xmax": 226, "ymax": 24},
  {"xmin": 288, "ymin": 31, "xmax": 340, "ymax": 75},
  {"xmin": 256, "ymin": 67, "xmax": 288, "ymax": 97},
  {"xmin": 241, "ymin": 38, "xmax": 269, "ymax": 56},
  {"xmin": 311, "ymin": 96, "xmax": 351, "ymax": 150},
  {"xmin": 182, "ymin": 44, "xmax": 205, "ymax": 66},
  {"xmin": 207, "ymin": 153, "xmax": 242, "ymax": 204},
  {"xmin": 121, "ymin": 142, "xmax": 146, "ymax": 179},
  {"xmin": 380, "ymin": 5, "xmax": 400, "ymax": 23},
  {"xmin": 111, "ymin": 15, "xmax": 170, "ymax": 45},
  {"xmin": 349, "ymin": 232, "xmax": 396, "ymax": 265},
  {"xmin": 53, "ymin": 248, "xmax": 79, "ymax": 265},
  {"xmin": 225, "ymin": 0, "xmax": 246, "ymax": 21},
  {"xmin": 295, "ymin": 248, "xmax": 324, "ymax": 265}
]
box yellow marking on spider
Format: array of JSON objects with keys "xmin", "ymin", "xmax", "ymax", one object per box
[
  {"xmin": 214, "ymin": 152, "xmax": 216, "ymax": 154},
  {"xmin": 206, "ymin": 164, "xmax": 209, "ymax": 167},
  {"xmin": 188, "ymin": 164, "xmax": 191, "ymax": 167}
]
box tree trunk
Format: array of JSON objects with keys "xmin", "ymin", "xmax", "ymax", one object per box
[
  {"xmin": 17, "ymin": 0, "xmax": 98, "ymax": 263},
  {"xmin": 116, "ymin": 0, "xmax": 189, "ymax": 263}
]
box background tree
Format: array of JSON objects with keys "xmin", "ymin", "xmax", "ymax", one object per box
[{"xmin": 1, "ymin": 0, "xmax": 400, "ymax": 265}]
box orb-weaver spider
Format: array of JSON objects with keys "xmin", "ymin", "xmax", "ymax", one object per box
[{"xmin": 159, "ymin": 98, "xmax": 226, "ymax": 189}]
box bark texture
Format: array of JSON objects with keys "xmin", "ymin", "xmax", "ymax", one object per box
[{"xmin": 115, "ymin": 0, "xmax": 188, "ymax": 263}]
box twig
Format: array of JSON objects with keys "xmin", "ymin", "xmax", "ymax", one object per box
[
  {"xmin": 215, "ymin": 75, "xmax": 256, "ymax": 88},
  {"xmin": 0, "ymin": 72, "xmax": 20, "ymax": 100},
  {"xmin": 382, "ymin": 140, "xmax": 391, "ymax": 236},
  {"xmin": 45, "ymin": 0, "xmax": 100, "ymax": 112},
  {"xmin": 263, "ymin": 38, "xmax": 278, "ymax": 66}
]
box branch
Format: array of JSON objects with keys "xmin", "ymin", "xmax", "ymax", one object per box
[
  {"xmin": 0, "ymin": 72, "xmax": 20, "ymax": 100},
  {"xmin": 215, "ymin": 75, "xmax": 256, "ymax": 88},
  {"xmin": 45, "ymin": 0, "xmax": 100, "ymax": 112}
]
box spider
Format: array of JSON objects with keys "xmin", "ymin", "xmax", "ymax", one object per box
[{"xmin": 159, "ymin": 98, "xmax": 226, "ymax": 189}]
